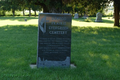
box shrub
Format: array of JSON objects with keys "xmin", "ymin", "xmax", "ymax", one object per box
[{"xmin": 85, "ymin": 18, "xmax": 91, "ymax": 22}]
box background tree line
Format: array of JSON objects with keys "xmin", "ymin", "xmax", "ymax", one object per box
[
  {"xmin": 0, "ymin": 0, "xmax": 42, "ymax": 17},
  {"xmin": 0, "ymin": 0, "xmax": 120, "ymax": 26}
]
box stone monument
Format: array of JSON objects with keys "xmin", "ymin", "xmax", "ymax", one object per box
[
  {"xmin": 25, "ymin": 18, "xmax": 27, "ymax": 21},
  {"xmin": 37, "ymin": 13, "xmax": 72, "ymax": 68},
  {"xmin": 82, "ymin": 14, "xmax": 88, "ymax": 19},
  {"xmin": 74, "ymin": 13, "xmax": 79, "ymax": 19},
  {"xmin": 95, "ymin": 12, "xmax": 102, "ymax": 22}
]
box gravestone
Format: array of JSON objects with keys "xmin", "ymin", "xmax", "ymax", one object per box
[
  {"xmin": 25, "ymin": 18, "xmax": 27, "ymax": 21},
  {"xmin": 95, "ymin": 12, "xmax": 102, "ymax": 22},
  {"xmin": 74, "ymin": 13, "xmax": 79, "ymax": 19},
  {"xmin": 37, "ymin": 13, "xmax": 72, "ymax": 68},
  {"xmin": 82, "ymin": 14, "xmax": 88, "ymax": 19}
]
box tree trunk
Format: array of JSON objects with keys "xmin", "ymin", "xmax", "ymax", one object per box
[
  {"xmin": 12, "ymin": 9, "xmax": 15, "ymax": 17},
  {"xmin": 114, "ymin": 2, "xmax": 119, "ymax": 27},
  {"xmin": 84, "ymin": 11, "xmax": 85, "ymax": 16},
  {"xmin": 2, "ymin": 10, "xmax": 6, "ymax": 16},
  {"xmin": 29, "ymin": 8, "xmax": 31, "ymax": 17},
  {"xmin": 23, "ymin": 9, "xmax": 25, "ymax": 16},
  {"xmin": 34, "ymin": 2, "xmax": 49, "ymax": 13},
  {"xmin": 42, "ymin": 3, "xmax": 62, "ymax": 13},
  {"xmin": 43, "ymin": 4, "xmax": 49, "ymax": 13},
  {"xmin": 80, "ymin": 13, "xmax": 82, "ymax": 17},
  {"xmin": 34, "ymin": 11, "xmax": 36, "ymax": 17},
  {"xmin": 34, "ymin": 1, "xmax": 62, "ymax": 13},
  {"xmin": 72, "ymin": 9, "xmax": 73, "ymax": 16}
]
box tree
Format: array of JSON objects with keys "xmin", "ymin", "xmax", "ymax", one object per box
[
  {"xmin": 70, "ymin": 0, "xmax": 120, "ymax": 26},
  {"xmin": 113, "ymin": 0, "xmax": 120, "ymax": 26},
  {"xmin": 1, "ymin": 0, "xmax": 21, "ymax": 16},
  {"xmin": 18, "ymin": 0, "xmax": 26, "ymax": 16},
  {"xmin": 64, "ymin": 6, "xmax": 73, "ymax": 13},
  {"xmin": 8, "ymin": 0, "xmax": 20, "ymax": 16},
  {"xmin": 0, "ymin": 0, "xmax": 11, "ymax": 16},
  {"xmin": 32, "ymin": 5, "xmax": 42, "ymax": 17},
  {"xmin": 33, "ymin": 0, "xmax": 63, "ymax": 13},
  {"xmin": 0, "ymin": 0, "xmax": 119, "ymax": 26}
]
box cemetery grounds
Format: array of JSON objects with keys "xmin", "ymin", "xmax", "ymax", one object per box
[{"xmin": 0, "ymin": 16, "xmax": 120, "ymax": 80}]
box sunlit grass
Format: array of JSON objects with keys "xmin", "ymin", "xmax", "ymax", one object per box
[
  {"xmin": 0, "ymin": 16, "xmax": 120, "ymax": 80},
  {"xmin": 0, "ymin": 16, "xmax": 38, "ymax": 26},
  {"xmin": 72, "ymin": 17, "xmax": 114, "ymax": 27},
  {"xmin": 0, "ymin": 16, "xmax": 114, "ymax": 27}
]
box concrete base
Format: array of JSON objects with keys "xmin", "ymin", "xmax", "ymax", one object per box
[
  {"xmin": 30, "ymin": 63, "xmax": 76, "ymax": 69},
  {"xmin": 37, "ymin": 57, "xmax": 70, "ymax": 68}
]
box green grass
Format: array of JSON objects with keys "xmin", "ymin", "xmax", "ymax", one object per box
[
  {"xmin": 73, "ymin": 17, "xmax": 114, "ymax": 23},
  {"xmin": 0, "ymin": 16, "xmax": 38, "ymax": 26},
  {"xmin": 72, "ymin": 17, "xmax": 115, "ymax": 27},
  {"xmin": 0, "ymin": 16, "xmax": 120, "ymax": 80}
]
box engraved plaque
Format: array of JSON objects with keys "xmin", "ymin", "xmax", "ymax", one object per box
[{"xmin": 37, "ymin": 13, "xmax": 72, "ymax": 68}]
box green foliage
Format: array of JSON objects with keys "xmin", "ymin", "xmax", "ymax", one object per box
[
  {"xmin": 65, "ymin": 6, "xmax": 73, "ymax": 13},
  {"xmin": 0, "ymin": 10, "xmax": 6, "ymax": 16},
  {"xmin": 84, "ymin": 17, "xmax": 92, "ymax": 22}
]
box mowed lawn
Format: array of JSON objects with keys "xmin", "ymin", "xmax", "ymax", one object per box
[{"xmin": 0, "ymin": 16, "xmax": 120, "ymax": 80}]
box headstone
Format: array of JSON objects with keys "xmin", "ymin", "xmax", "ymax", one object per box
[
  {"xmin": 95, "ymin": 12, "xmax": 102, "ymax": 22},
  {"xmin": 37, "ymin": 13, "xmax": 72, "ymax": 68},
  {"xmin": 25, "ymin": 18, "xmax": 27, "ymax": 21},
  {"xmin": 82, "ymin": 14, "xmax": 88, "ymax": 19},
  {"xmin": 74, "ymin": 13, "xmax": 79, "ymax": 19}
]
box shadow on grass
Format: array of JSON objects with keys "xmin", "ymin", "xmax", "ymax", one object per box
[
  {"xmin": 0, "ymin": 25, "xmax": 38, "ymax": 33},
  {"xmin": 72, "ymin": 17, "xmax": 114, "ymax": 24},
  {"xmin": 0, "ymin": 16, "xmax": 38, "ymax": 21},
  {"xmin": 0, "ymin": 25, "xmax": 120, "ymax": 80}
]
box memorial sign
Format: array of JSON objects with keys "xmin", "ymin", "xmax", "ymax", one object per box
[
  {"xmin": 37, "ymin": 13, "xmax": 72, "ymax": 68},
  {"xmin": 74, "ymin": 13, "xmax": 79, "ymax": 19},
  {"xmin": 95, "ymin": 12, "xmax": 102, "ymax": 22}
]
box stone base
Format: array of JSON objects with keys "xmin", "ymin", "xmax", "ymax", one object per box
[
  {"xmin": 37, "ymin": 57, "xmax": 70, "ymax": 68},
  {"xmin": 30, "ymin": 63, "xmax": 76, "ymax": 69},
  {"xmin": 74, "ymin": 16, "xmax": 79, "ymax": 19}
]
